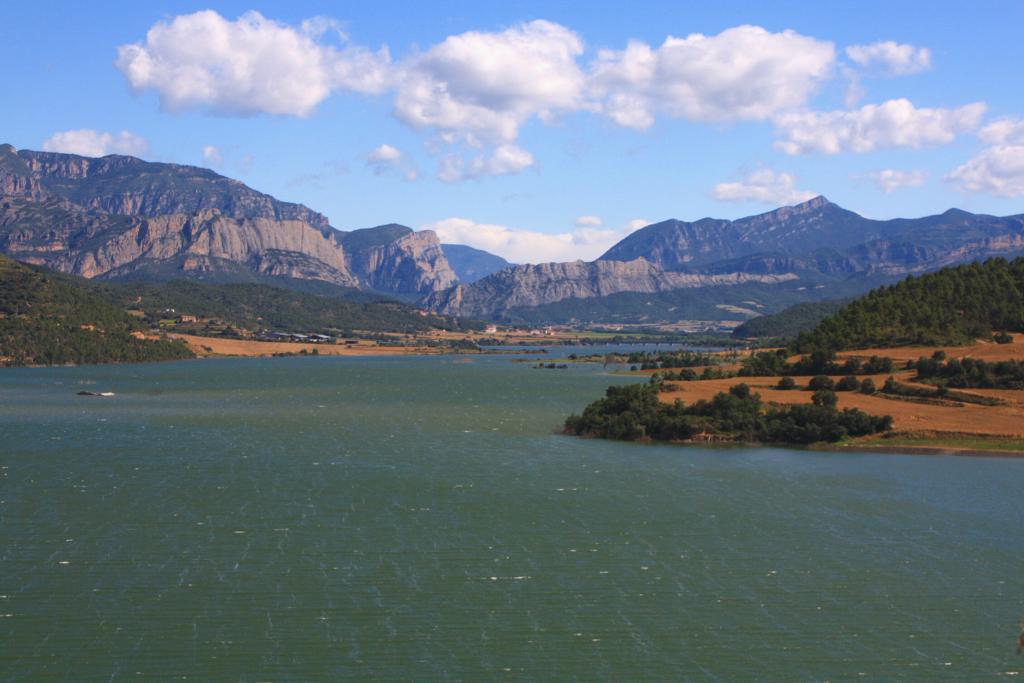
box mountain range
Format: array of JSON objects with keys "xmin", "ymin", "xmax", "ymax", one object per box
[
  {"xmin": 0, "ymin": 144, "xmax": 455, "ymax": 298},
  {"xmin": 433, "ymin": 196, "xmax": 1024, "ymax": 322},
  {"xmin": 3, "ymin": 143, "xmax": 1024, "ymax": 325}
]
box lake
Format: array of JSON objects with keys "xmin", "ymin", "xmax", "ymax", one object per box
[{"xmin": 1, "ymin": 353, "xmax": 1022, "ymax": 680}]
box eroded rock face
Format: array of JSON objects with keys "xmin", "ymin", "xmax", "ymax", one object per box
[
  {"xmin": 0, "ymin": 200, "xmax": 360, "ymax": 286},
  {"xmin": 350, "ymin": 230, "xmax": 457, "ymax": 296},
  {"xmin": 15, "ymin": 150, "xmax": 333, "ymax": 229},
  {"xmin": 423, "ymin": 258, "xmax": 797, "ymax": 318},
  {"xmin": 0, "ymin": 146, "xmax": 459, "ymax": 295}
]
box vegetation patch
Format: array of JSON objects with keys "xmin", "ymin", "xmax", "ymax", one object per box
[
  {"xmin": 792, "ymin": 257, "xmax": 1024, "ymax": 352},
  {"xmin": 564, "ymin": 383, "xmax": 891, "ymax": 446},
  {"xmin": 0, "ymin": 256, "xmax": 193, "ymax": 366}
]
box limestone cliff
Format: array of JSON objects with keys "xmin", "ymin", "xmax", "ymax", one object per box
[
  {"xmin": 348, "ymin": 230, "xmax": 457, "ymax": 296},
  {"xmin": 423, "ymin": 258, "xmax": 797, "ymax": 318},
  {"xmin": 0, "ymin": 145, "xmax": 458, "ymax": 295},
  {"xmin": 0, "ymin": 198, "xmax": 359, "ymax": 286}
]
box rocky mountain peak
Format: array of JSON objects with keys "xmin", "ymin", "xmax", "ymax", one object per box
[{"xmin": 0, "ymin": 147, "xmax": 459, "ymax": 297}]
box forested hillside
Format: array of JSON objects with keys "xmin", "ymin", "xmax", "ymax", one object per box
[
  {"xmin": 792, "ymin": 258, "xmax": 1024, "ymax": 352},
  {"xmin": 0, "ymin": 255, "xmax": 193, "ymax": 366},
  {"xmin": 92, "ymin": 280, "xmax": 479, "ymax": 334},
  {"xmin": 732, "ymin": 300, "xmax": 848, "ymax": 340}
]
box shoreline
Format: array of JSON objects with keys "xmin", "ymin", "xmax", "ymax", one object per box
[
  {"xmin": 565, "ymin": 431, "xmax": 1024, "ymax": 458},
  {"xmin": 821, "ymin": 443, "xmax": 1024, "ymax": 458}
]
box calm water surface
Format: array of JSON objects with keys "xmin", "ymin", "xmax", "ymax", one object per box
[{"xmin": 1, "ymin": 353, "xmax": 1022, "ymax": 681}]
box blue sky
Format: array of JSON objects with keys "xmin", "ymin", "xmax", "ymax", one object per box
[{"xmin": 4, "ymin": 1, "xmax": 1024, "ymax": 263}]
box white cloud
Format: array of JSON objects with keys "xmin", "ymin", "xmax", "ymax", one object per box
[
  {"xmin": 42, "ymin": 129, "xmax": 149, "ymax": 157},
  {"xmin": 626, "ymin": 218, "xmax": 652, "ymax": 231},
  {"xmin": 588, "ymin": 25, "xmax": 835, "ymax": 130},
  {"xmin": 426, "ymin": 217, "xmax": 633, "ymax": 263},
  {"xmin": 951, "ymin": 118, "xmax": 1024, "ymax": 196},
  {"xmin": 947, "ymin": 145, "xmax": 1024, "ymax": 197},
  {"xmin": 437, "ymin": 144, "xmax": 534, "ymax": 182},
  {"xmin": 394, "ymin": 20, "xmax": 585, "ymax": 144},
  {"xmin": 368, "ymin": 144, "xmax": 402, "ymax": 164},
  {"xmin": 366, "ymin": 144, "xmax": 419, "ymax": 180},
  {"xmin": 978, "ymin": 117, "xmax": 1024, "ymax": 145},
  {"xmin": 115, "ymin": 10, "xmax": 390, "ymax": 117},
  {"xmin": 712, "ymin": 169, "xmax": 817, "ymax": 205},
  {"xmin": 846, "ymin": 41, "xmax": 932, "ymax": 75},
  {"xmin": 202, "ymin": 145, "xmax": 223, "ymax": 167},
  {"xmin": 774, "ymin": 99, "xmax": 986, "ymax": 154},
  {"xmin": 867, "ymin": 169, "xmax": 928, "ymax": 193},
  {"xmin": 366, "ymin": 143, "xmax": 402, "ymax": 172},
  {"xmin": 574, "ymin": 215, "xmax": 603, "ymax": 227}
]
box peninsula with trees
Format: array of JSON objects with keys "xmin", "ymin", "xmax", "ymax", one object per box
[{"xmin": 565, "ymin": 258, "xmax": 1024, "ymax": 454}]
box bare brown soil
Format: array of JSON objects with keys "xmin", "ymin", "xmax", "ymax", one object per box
[
  {"xmin": 168, "ymin": 334, "xmax": 443, "ymax": 358},
  {"xmin": 832, "ymin": 334, "xmax": 1024, "ymax": 362},
  {"xmin": 658, "ymin": 336, "xmax": 1024, "ymax": 443}
]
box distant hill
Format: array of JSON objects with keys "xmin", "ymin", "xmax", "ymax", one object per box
[
  {"xmin": 732, "ymin": 300, "xmax": 849, "ymax": 340},
  {"xmin": 600, "ymin": 197, "xmax": 871, "ymax": 269},
  {"xmin": 424, "ymin": 197, "xmax": 1024, "ymax": 322},
  {"xmin": 792, "ymin": 257, "xmax": 1024, "ymax": 352},
  {"xmin": 0, "ymin": 254, "xmax": 193, "ymax": 366},
  {"xmin": 423, "ymin": 258, "xmax": 796, "ymax": 320},
  {"xmin": 0, "ymin": 144, "xmax": 457, "ymax": 297},
  {"xmin": 441, "ymin": 244, "xmax": 511, "ymax": 283},
  {"xmin": 600, "ymin": 197, "xmax": 1024, "ymax": 277},
  {"xmin": 92, "ymin": 279, "xmax": 477, "ymax": 334}
]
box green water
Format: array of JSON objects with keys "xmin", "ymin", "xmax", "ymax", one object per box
[{"xmin": 1, "ymin": 354, "xmax": 1022, "ymax": 681}]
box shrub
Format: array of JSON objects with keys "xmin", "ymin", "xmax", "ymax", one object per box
[
  {"xmin": 812, "ymin": 389, "xmax": 838, "ymax": 408},
  {"xmin": 776, "ymin": 376, "xmax": 797, "ymax": 390},
  {"xmin": 859, "ymin": 378, "xmax": 877, "ymax": 394},
  {"xmin": 808, "ymin": 375, "xmax": 835, "ymax": 391},
  {"xmin": 994, "ymin": 331, "xmax": 1013, "ymax": 344},
  {"xmin": 835, "ymin": 375, "xmax": 861, "ymax": 392}
]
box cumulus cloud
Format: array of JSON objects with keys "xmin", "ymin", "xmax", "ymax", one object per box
[
  {"xmin": 427, "ymin": 217, "xmax": 635, "ymax": 263},
  {"xmin": 846, "ymin": 41, "xmax": 932, "ymax": 75},
  {"xmin": 774, "ymin": 99, "xmax": 986, "ymax": 154},
  {"xmin": 712, "ymin": 169, "xmax": 817, "ymax": 205},
  {"xmin": 947, "ymin": 139, "xmax": 1024, "ymax": 198},
  {"xmin": 978, "ymin": 117, "xmax": 1024, "ymax": 145},
  {"xmin": 626, "ymin": 218, "xmax": 652, "ymax": 231},
  {"xmin": 366, "ymin": 143, "xmax": 402, "ymax": 171},
  {"xmin": 867, "ymin": 169, "xmax": 928, "ymax": 193},
  {"xmin": 574, "ymin": 215, "xmax": 603, "ymax": 227},
  {"xmin": 202, "ymin": 145, "xmax": 224, "ymax": 167},
  {"xmin": 366, "ymin": 144, "xmax": 418, "ymax": 180},
  {"xmin": 42, "ymin": 129, "xmax": 149, "ymax": 157},
  {"xmin": 394, "ymin": 20, "xmax": 585, "ymax": 144},
  {"xmin": 115, "ymin": 14, "xmax": 986, "ymax": 183},
  {"xmin": 115, "ymin": 10, "xmax": 390, "ymax": 116},
  {"xmin": 947, "ymin": 146, "xmax": 1024, "ymax": 197},
  {"xmin": 437, "ymin": 144, "xmax": 534, "ymax": 182},
  {"xmin": 588, "ymin": 25, "xmax": 835, "ymax": 130}
]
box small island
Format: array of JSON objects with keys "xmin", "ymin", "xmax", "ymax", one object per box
[{"xmin": 565, "ymin": 258, "xmax": 1024, "ymax": 455}]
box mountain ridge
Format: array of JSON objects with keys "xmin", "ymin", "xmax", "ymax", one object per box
[
  {"xmin": 425, "ymin": 196, "xmax": 1024, "ymax": 321},
  {"xmin": 0, "ymin": 145, "xmax": 458, "ymax": 297}
]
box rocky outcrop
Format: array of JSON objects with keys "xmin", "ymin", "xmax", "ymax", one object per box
[
  {"xmin": 349, "ymin": 230, "xmax": 457, "ymax": 296},
  {"xmin": 423, "ymin": 258, "xmax": 797, "ymax": 318},
  {"xmin": 14, "ymin": 149, "xmax": 333, "ymax": 229},
  {"xmin": 0, "ymin": 145, "xmax": 459, "ymax": 296},
  {"xmin": 0, "ymin": 199, "xmax": 360, "ymax": 285},
  {"xmin": 0, "ymin": 145, "xmax": 46, "ymax": 199}
]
